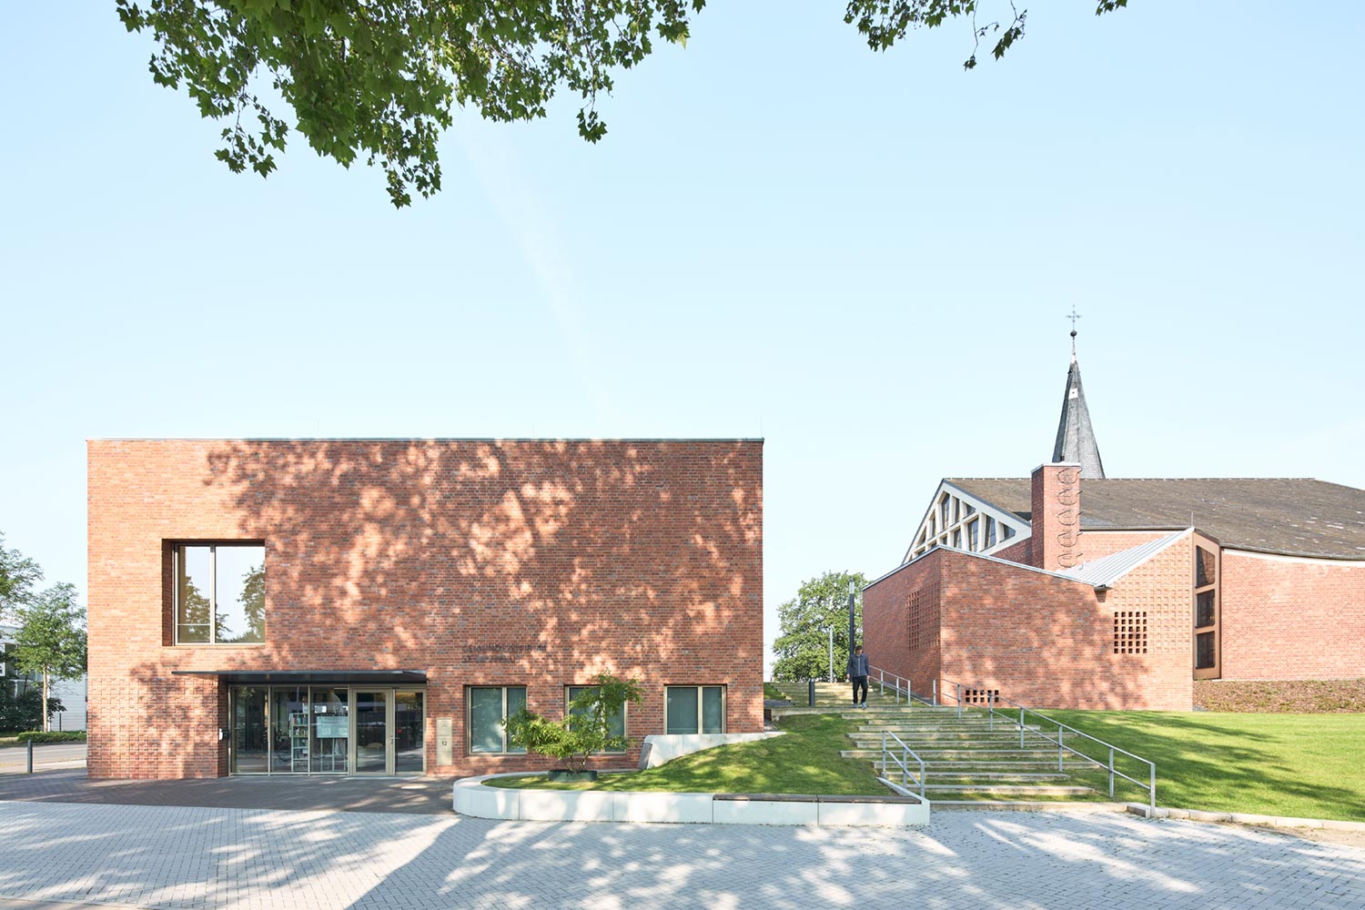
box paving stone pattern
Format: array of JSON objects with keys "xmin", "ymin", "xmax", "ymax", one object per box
[{"xmin": 1, "ymin": 800, "xmax": 1363, "ymax": 909}]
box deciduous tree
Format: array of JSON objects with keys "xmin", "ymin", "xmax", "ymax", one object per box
[
  {"xmin": 13, "ymin": 584, "xmax": 88, "ymax": 733},
  {"xmin": 0, "ymin": 532, "xmax": 42, "ymax": 623},
  {"xmin": 503, "ymin": 673, "xmax": 642, "ymax": 772},
  {"xmin": 772, "ymin": 571, "xmax": 866, "ymax": 682},
  {"xmin": 117, "ymin": 1, "xmax": 1130, "ymax": 206}
]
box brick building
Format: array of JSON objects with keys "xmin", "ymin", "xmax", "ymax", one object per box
[
  {"xmin": 863, "ymin": 338, "xmax": 1365, "ymax": 711},
  {"xmin": 87, "ymin": 438, "xmax": 763, "ymax": 779}
]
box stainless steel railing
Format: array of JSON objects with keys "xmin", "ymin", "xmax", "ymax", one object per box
[
  {"xmin": 879, "ymin": 729, "xmax": 927, "ymax": 799},
  {"xmin": 937, "ymin": 676, "xmax": 1157, "ymax": 811},
  {"xmin": 871, "ymin": 667, "xmax": 935, "ymax": 706}
]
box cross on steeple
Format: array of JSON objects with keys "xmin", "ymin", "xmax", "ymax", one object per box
[{"xmin": 1052, "ymin": 307, "xmax": 1105, "ymax": 478}]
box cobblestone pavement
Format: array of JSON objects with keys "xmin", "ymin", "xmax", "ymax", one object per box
[{"xmin": 1, "ymin": 801, "xmax": 1363, "ymax": 909}]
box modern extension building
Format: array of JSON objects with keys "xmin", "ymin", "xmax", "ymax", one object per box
[
  {"xmin": 87, "ymin": 438, "xmax": 763, "ymax": 779},
  {"xmin": 863, "ymin": 338, "xmax": 1365, "ymax": 711}
]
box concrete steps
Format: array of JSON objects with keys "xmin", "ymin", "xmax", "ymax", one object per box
[{"xmin": 772, "ymin": 681, "xmax": 1104, "ymax": 802}]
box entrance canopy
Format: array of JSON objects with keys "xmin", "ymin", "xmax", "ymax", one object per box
[{"xmin": 172, "ymin": 669, "xmax": 427, "ymax": 685}]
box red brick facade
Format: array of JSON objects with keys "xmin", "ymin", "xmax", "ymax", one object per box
[
  {"xmin": 1031, "ymin": 464, "xmax": 1082, "ymax": 571},
  {"xmin": 866, "ymin": 540, "xmax": 1195, "ymax": 711},
  {"xmin": 87, "ymin": 439, "xmax": 763, "ymax": 779},
  {"xmin": 1219, "ymin": 551, "xmax": 1365, "ymax": 681},
  {"xmin": 865, "ymin": 464, "xmax": 1364, "ymax": 712}
]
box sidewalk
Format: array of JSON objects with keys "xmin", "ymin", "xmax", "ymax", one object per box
[
  {"xmin": 0, "ymin": 769, "xmax": 450, "ymax": 814},
  {"xmin": 1, "ymin": 798, "xmax": 1362, "ymax": 909}
]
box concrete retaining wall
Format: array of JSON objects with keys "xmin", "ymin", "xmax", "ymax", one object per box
[
  {"xmin": 639, "ymin": 733, "xmax": 784, "ymax": 768},
  {"xmin": 453, "ymin": 774, "xmax": 930, "ymax": 827}
]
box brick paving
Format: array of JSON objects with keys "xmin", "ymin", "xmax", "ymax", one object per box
[
  {"xmin": 0, "ymin": 770, "xmax": 450, "ymax": 815},
  {"xmin": 1, "ymin": 799, "xmax": 1362, "ymax": 909}
]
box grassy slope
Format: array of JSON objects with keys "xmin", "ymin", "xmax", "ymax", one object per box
[
  {"xmin": 1030, "ymin": 709, "xmax": 1365, "ymax": 821},
  {"xmin": 484, "ymin": 714, "xmax": 888, "ymax": 795}
]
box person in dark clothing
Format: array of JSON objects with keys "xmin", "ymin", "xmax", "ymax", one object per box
[{"xmin": 847, "ymin": 645, "xmax": 870, "ymax": 708}]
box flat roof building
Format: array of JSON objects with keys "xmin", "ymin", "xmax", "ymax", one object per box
[{"xmin": 87, "ymin": 438, "xmax": 763, "ymax": 779}]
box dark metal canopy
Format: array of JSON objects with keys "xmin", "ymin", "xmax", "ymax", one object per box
[{"xmin": 171, "ymin": 669, "xmax": 427, "ymax": 685}]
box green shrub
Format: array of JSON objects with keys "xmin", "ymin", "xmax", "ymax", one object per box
[
  {"xmin": 16, "ymin": 730, "xmax": 86, "ymax": 744},
  {"xmin": 504, "ymin": 674, "xmax": 642, "ymax": 772},
  {"xmin": 0, "ymin": 682, "xmax": 63, "ymax": 732}
]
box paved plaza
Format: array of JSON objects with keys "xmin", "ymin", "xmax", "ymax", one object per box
[{"xmin": 0, "ymin": 798, "xmax": 1362, "ymax": 910}]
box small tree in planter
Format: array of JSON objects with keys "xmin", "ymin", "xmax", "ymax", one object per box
[{"xmin": 503, "ymin": 674, "xmax": 642, "ymax": 782}]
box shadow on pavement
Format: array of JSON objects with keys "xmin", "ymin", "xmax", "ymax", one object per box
[{"xmin": 0, "ymin": 768, "xmax": 452, "ymax": 815}]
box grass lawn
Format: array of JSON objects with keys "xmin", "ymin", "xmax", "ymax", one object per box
[
  {"xmin": 1008, "ymin": 708, "xmax": 1365, "ymax": 821},
  {"xmin": 484, "ymin": 714, "xmax": 888, "ymax": 795}
]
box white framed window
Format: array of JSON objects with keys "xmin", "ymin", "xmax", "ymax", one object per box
[
  {"xmin": 665, "ymin": 686, "xmax": 725, "ymax": 734},
  {"xmin": 468, "ymin": 686, "xmax": 527, "ymax": 754},
  {"xmin": 173, "ymin": 543, "xmax": 265, "ymax": 644}
]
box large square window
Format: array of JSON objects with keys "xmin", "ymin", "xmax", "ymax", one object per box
[
  {"xmin": 468, "ymin": 686, "xmax": 527, "ymax": 754},
  {"xmin": 566, "ymin": 685, "xmax": 627, "ymax": 753},
  {"xmin": 174, "ymin": 544, "xmax": 265, "ymax": 644},
  {"xmin": 665, "ymin": 686, "xmax": 725, "ymax": 734}
]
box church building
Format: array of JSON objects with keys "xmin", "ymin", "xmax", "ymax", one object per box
[{"xmin": 862, "ymin": 332, "xmax": 1365, "ymax": 711}]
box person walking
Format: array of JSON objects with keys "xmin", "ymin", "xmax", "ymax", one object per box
[{"xmin": 847, "ymin": 645, "xmax": 870, "ymax": 708}]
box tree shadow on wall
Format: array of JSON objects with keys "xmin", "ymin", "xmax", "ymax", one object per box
[{"xmin": 187, "ymin": 439, "xmax": 763, "ymax": 741}]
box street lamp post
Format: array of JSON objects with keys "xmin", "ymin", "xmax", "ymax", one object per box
[{"xmin": 828, "ymin": 625, "xmax": 835, "ymax": 683}]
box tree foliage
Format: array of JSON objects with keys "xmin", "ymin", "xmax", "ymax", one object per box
[
  {"xmin": 771, "ymin": 570, "xmax": 866, "ymax": 683},
  {"xmin": 116, "ymin": 0, "xmax": 703, "ymax": 207},
  {"xmin": 0, "ymin": 532, "xmax": 43, "ymax": 623},
  {"xmin": 117, "ymin": 1, "xmax": 1130, "ymax": 206},
  {"xmin": 844, "ymin": 0, "xmax": 1129, "ymax": 70},
  {"xmin": 0, "ymin": 655, "xmax": 64, "ymax": 733},
  {"xmin": 503, "ymin": 673, "xmax": 642, "ymax": 772},
  {"xmin": 12, "ymin": 583, "xmax": 88, "ymax": 733}
]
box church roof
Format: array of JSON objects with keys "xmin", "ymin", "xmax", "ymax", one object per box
[
  {"xmin": 943, "ymin": 477, "xmax": 1365, "ymax": 560},
  {"xmin": 1051, "ymin": 349, "xmax": 1105, "ymax": 478}
]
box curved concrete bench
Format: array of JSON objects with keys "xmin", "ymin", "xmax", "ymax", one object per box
[{"xmin": 453, "ymin": 773, "xmax": 930, "ymax": 827}]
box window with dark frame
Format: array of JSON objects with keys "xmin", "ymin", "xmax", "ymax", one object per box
[{"xmin": 173, "ymin": 543, "xmax": 265, "ymax": 644}]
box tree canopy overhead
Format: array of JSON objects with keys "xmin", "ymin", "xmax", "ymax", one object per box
[
  {"xmin": 118, "ymin": 1, "xmax": 1130, "ymax": 206},
  {"xmin": 117, "ymin": 0, "xmax": 703, "ymax": 207}
]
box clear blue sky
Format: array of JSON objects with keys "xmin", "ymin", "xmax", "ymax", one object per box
[{"xmin": 2, "ymin": 2, "xmax": 1363, "ymax": 670}]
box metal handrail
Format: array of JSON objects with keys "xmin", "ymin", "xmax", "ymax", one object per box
[
  {"xmin": 871, "ymin": 667, "xmax": 935, "ymax": 706},
  {"xmin": 879, "ymin": 729, "xmax": 927, "ymax": 799},
  {"xmin": 935, "ymin": 676, "xmax": 1157, "ymax": 811}
]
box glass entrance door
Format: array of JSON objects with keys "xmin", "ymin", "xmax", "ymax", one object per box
[
  {"xmin": 228, "ymin": 684, "xmax": 423, "ymax": 775},
  {"xmin": 354, "ymin": 690, "xmax": 389, "ymax": 774}
]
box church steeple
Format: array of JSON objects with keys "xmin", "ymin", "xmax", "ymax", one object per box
[{"xmin": 1051, "ymin": 315, "xmax": 1106, "ymax": 479}]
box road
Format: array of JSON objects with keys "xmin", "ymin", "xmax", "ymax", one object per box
[{"xmin": 0, "ymin": 743, "xmax": 86, "ymax": 773}]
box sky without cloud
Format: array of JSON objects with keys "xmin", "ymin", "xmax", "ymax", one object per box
[{"xmin": 2, "ymin": 2, "xmax": 1362, "ymax": 670}]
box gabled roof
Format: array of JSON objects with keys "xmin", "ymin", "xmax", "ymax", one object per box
[
  {"xmin": 945, "ymin": 477, "xmax": 1365, "ymax": 560},
  {"xmin": 1052, "ymin": 353, "xmax": 1105, "ymax": 479}
]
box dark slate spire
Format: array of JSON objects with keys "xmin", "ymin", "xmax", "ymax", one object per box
[{"xmin": 1051, "ymin": 326, "xmax": 1106, "ymax": 478}]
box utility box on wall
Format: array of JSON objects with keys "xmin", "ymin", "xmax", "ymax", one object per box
[{"xmin": 436, "ymin": 718, "xmax": 453, "ymax": 766}]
